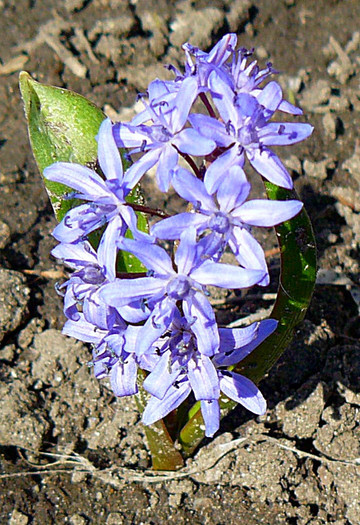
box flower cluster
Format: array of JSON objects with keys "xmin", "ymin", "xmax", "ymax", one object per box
[{"xmin": 44, "ymin": 34, "xmax": 312, "ymax": 437}]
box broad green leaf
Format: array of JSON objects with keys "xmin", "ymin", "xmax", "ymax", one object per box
[
  {"xmin": 19, "ymin": 72, "xmax": 147, "ymax": 273},
  {"xmin": 19, "ymin": 71, "xmax": 105, "ymax": 222}
]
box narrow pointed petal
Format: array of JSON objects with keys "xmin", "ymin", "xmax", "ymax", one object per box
[
  {"xmin": 142, "ymin": 382, "xmax": 191, "ymax": 425},
  {"xmin": 189, "ymin": 113, "xmax": 232, "ymax": 147},
  {"xmin": 172, "ymin": 168, "xmax": 216, "ymax": 211},
  {"xmin": 201, "ymin": 400, "xmax": 220, "ymax": 437},
  {"xmin": 256, "ymin": 81, "xmax": 282, "ymax": 116},
  {"xmin": 207, "ymin": 33, "xmax": 237, "ymax": 65},
  {"xmin": 216, "ymin": 166, "xmax": 250, "ymax": 212},
  {"xmin": 151, "ymin": 213, "xmax": 206, "ymax": 240},
  {"xmin": 175, "ymin": 227, "xmax": 199, "ymax": 274},
  {"xmin": 191, "ymin": 259, "xmax": 265, "ymax": 289},
  {"xmin": 110, "ymin": 357, "xmax": 138, "ymax": 397},
  {"xmin": 183, "ymin": 293, "xmax": 219, "ymax": 356},
  {"xmin": 122, "ymin": 147, "xmax": 161, "ymax": 188},
  {"xmin": 118, "ymin": 238, "xmax": 173, "ymax": 276},
  {"xmin": 229, "ymin": 228, "xmax": 269, "ymax": 286},
  {"xmin": 170, "ymin": 76, "xmax": 198, "ymax": 131},
  {"xmin": 258, "ymin": 122, "xmax": 314, "ymax": 146},
  {"xmin": 51, "ymin": 241, "xmax": 97, "ymax": 267},
  {"xmin": 156, "ymin": 145, "xmax": 178, "ymax": 192},
  {"xmin": 220, "ymin": 372, "xmax": 266, "ymax": 415},
  {"xmin": 248, "ymin": 148, "xmax": 293, "ymax": 189},
  {"xmin": 234, "ymin": 199, "xmax": 303, "ymax": 227},
  {"xmin": 188, "ymin": 356, "xmax": 220, "ymax": 400},
  {"xmin": 97, "ymin": 118, "xmax": 123, "ymax": 181},
  {"xmin": 62, "ymin": 316, "xmax": 105, "ymax": 344},
  {"xmin": 172, "ymin": 128, "xmax": 216, "ymax": 156},
  {"xmin": 101, "ymin": 277, "xmax": 165, "ymax": 307},
  {"xmin": 112, "ymin": 122, "xmax": 150, "ymax": 148},
  {"xmin": 209, "ymin": 71, "xmax": 239, "ymax": 123},
  {"xmin": 204, "ymin": 147, "xmax": 242, "ymax": 194},
  {"xmin": 278, "ymin": 99, "xmax": 303, "ymax": 115},
  {"xmin": 97, "ymin": 216, "xmax": 123, "ymax": 281},
  {"xmin": 143, "ymin": 352, "xmax": 181, "ymax": 399},
  {"xmin": 215, "ymin": 319, "xmax": 278, "ymax": 366},
  {"xmin": 44, "ymin": 162, "xmax": 108, "ymax": 198}
]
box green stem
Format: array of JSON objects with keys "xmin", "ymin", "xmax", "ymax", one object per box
[
  {"xmin": 179, "ymin": 183, "xmax": 317, "ymax": 456},
  {"xmin": 136, "ymin": 372, "xmax": 184, "ymax": 470}
]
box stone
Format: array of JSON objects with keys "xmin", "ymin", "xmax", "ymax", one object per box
[{"xmin": 0, "ymin": 269, "xmax": 30, "ymax": 343}]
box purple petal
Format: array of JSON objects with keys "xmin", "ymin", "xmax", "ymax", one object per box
[
  {"xmin": 256, "ymin": 81, "xmax": 283, "ymax": 117},
  {"xmin": 204, "ymin": 147, "xmax": 243, "ymax": 194},
  {"xmin": 97, "ymin": 216, "xmax": 123, "ymax": 281},
  {"xmin": 151, "ymin": 213, "xmax": 207, "ymax": 240},
  {"xmin": 97, "ymin": 118, "xmax": 124, "ymax": 181},
  {"xmin": 142, "ymin": 382, "xmax": 191, "ymax": 425},
  {"xmin": 51, "ymin": 241, "xmax": 97, "ymax": 268},
  {"xmin": 207, "ymin": 33, "xmax": 237, "ymax": 65},
  {"xmin": 191, "ymin": 259, "xmax": 265, "ymax": 289},
  {"xmin": 175, "ymin": 227, "xmax": 199, "ymax": 275},
  {"xmin": 172, "ymin": 128, "xmax": 216, "ymax": 156},
  {"xmin": 216, "ymin": 319, "xmax": 278, "ymax": 366},
  {"xmin": 188, "ymin": 356, "xmax": 220, "ymax": 400},
  {"xmin": 156, "ymin": 144, "xmax": 178, "ymax": 192},
  {"xmin": 100, "ymin": 277, "xmax": 165, "ymax": 307},
  {"xmin": 220, "ymin": 372, "xmax": 266, "ymax": 415},
  {"xmin": 169, "ymin": 76, "xmax": 198, "ymax": 131},
  {"xmin": 172, "ymin": 168, "xmax": 216, "ymax": 211},
  {"xmin": 118, "ymin": 238, "xmax": 173, "ymax": 276},
  {"xmin": 201, "ymin": 400, "xmax": 220, "ymax": 437},
  {"xmin": 143, "ymin": 352, "xmax": 181, "ymax": 399},
  {"xmin": 209, "ymin": 71, "xmax": 239, "ymax": 124},
  {"xmin": 258, "ymin": 122, "xmax": 314, "ymax": 146},
  {"xmin": 189, "ymin": 113, "xmax": 232, "ymax": 147},
  {"xmin": 62, "ymin": 315, "xmax": 105, "ymax": 344},
  {"xmin": 112, "ymin": 122, "xmax": 150, "ymax": 149},
  {"xmin": 110, "ymin": 357, "xmax": 138, "ymax": 397},
  {"xmin": 278, "ymin": 99, "xmax": 303, "ymax": 115},
  {"xmin": 234, "ymin": 199, "xmax": 303, "ymax": 227},
  {"xmin": 229, "ymin": 228, "xmax": 269, "ymax": 286},
  {"xmin": 248, "ymin": 148, "xmax": 293, "ymax": 189},
  {"xmin": 44, "ymin": 162, "xmax": 108, "ymax": 198},
  {"xmin": 122, "ymin": 147, "xmax": 161, "ymax": 188},
  {"xmin": 183, "ymin": 293, "xmax": 219, "ymax": 357},
  {"xmin": 216, "ymin": 165, "xmax": 250, "ymax": 212}
]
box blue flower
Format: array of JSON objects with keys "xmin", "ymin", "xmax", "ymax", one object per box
[
  {"xmin": 44, "ymin": 118, "xmax": 150, "ymax": 252},
  {"xmin": 100, "ymin": 227, "xmax": 266, "ymax": 357},
  {"xmin": 112, "ymin": 77, "xmax": 216, "ymax": 191},
  {"xmin": 142, "ymin": 317, "xmax": 277, "ymax": 437},
  {"xmin": 151, "ymin": 166, "xmax": 303, "ymax": 285},
  {"xmin": 190, "ymin": 73, "xmax": 313, "ymax": 193}
]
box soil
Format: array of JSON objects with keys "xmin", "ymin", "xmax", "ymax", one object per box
[{"xmin": 1, "ymin": 0, "xmax": 360, "ymax": 524}]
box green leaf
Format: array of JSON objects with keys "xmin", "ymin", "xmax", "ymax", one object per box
[
  {"xmin": 19, "ymin": 71, "xmax": 105, "ymax": 222},
  {"xmin": 179, "ymin": 184, "xmax": 317, "ymax": 456},
  {"xmin": 19, "ymin": 72, "xmax": 147, "ymax": 273}
]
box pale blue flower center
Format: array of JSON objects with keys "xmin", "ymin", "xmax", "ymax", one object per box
[
  {"xmin": 150, "ymin": 125, "xmax": 172, "ymax": 143},
  {"xmin": 79, "ymin": 264, "xmax": 105, "ymax": 285},
  {"xmin": 166, "ymin": 275, "xmax": 192, "ymax": 300},
  {"xmin": 209, "ymin": 212, "xmax": 231, "ymax": 234}
]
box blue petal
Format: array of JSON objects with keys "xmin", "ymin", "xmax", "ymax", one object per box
[
  {"xmin": 44, "ymin": 162, "xmax": 108, "ymax": 198},
  {"xmin": 191, "ymin": 259, "xmax": 265, "ymax": 289},
  {"xmin": 248, "ymin": 148, "xmax": 293, "ymax": 189},
  {"xmin": 175, "ymin": 227, "xmax": 199, "ymax": 275},
  {"xmin": 219, "ymin": 372, "xmax": 266, "ymax": 415},
  {"xmin": 143, "ymin": 352, "xmax": 181, "ymax": 399},
  {"xmin": 151, "ymin": 213, "xmax": 206, "ymax": 240},
  {"xmin": 188, "ymin": 355, "xmax": 220, "ymax": 400},
  {"xmin": 183, "ymin": 293, "xmax": 219, "ymax": 356},
  {"xmin": 110, "ymin": 357, "xmax": 138, "ymax": 397},
  {"xmin": 100, "ymin": 277, "xmax": 165, "ymax": 307},
  {"xmin": 169, "ymin": 76, "xmax": 198, "ymax": 132},
  {"xmin": 215, "ymin": 319, "xmax": 278, "ymax": 366},
  {"xmin": 216, "ymin": 165, "xmax": 250, "ymax": 212},
  {"xmin": 173, "ymin": 128, "xmax": 216, "ymax": 156},
  {"xmin": 172, "ymin": 168, "xmax": 216, "ymax": 211},
  {"xmin": 204, "ymin": 147, "xmax": 243, "ymax": 194},
  {"xmin": 119, "ymin": 238, "xmax": 174, "ymax": 276},
  {"xmin": 256, "ymin": 81, "xmax": 282, "ymax": 117},
  {"xmin": 201, "ymin": 400, "xmax": 220, "ymax": 437},
  {"xmin": 234, "ymin": 199, "xmax": 303, "ymax": 227},
  {"xmin": 62, "ymin": 315, "xmax": 105, "ymax": 344},
  {"xmin": 142, "ymin": 382, "xmax": 191, "ymax": 425},
  {"xmin": 229, "ymin": 228, "xmax": 269, "ymax": 286},
  {"xmin": 97, "ymin": 118, "xmax": 124, "ymax": 182},
  {"xmin": 258, "ymin": 122, "xmax": 314, "ymax": 146}
]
